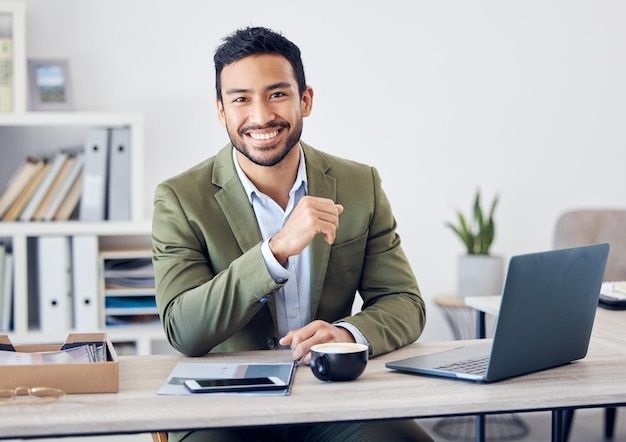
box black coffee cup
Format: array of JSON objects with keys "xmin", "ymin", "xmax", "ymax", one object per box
[{"xmin": 309, "ymin": 343, "xmax": 368, "ymax": 381}]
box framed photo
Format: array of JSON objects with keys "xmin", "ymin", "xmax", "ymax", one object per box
[{"xmin": 27, "ymin": 59, "xmax": 74, "ymax": 111}]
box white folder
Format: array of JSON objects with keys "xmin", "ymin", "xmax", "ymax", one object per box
[
  {"xmin": 71, "ymin": 235, "xmax": 100, "ymax": 330},
  {"xmin": 37, "ymin": 236, "xmax": 71, "ymax": 333},
  {"xmin": 1, "ymin": 254, "xmax": 13, "ymax": 331},
  {"xmin": 79, "ymin": 128, "xmax": 110, "ymax": 221},
  {"xmin": 107, "ymin": 127, "xmax": 131, "ymax": 220},
  {"xmin": 0, "ymin": 244, "xmax": 5, "ymax": 329}
]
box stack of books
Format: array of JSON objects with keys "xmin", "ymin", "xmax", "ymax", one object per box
[{"xmin": 0, "ymin": 152, "xmax": 84, "ymax": 222}]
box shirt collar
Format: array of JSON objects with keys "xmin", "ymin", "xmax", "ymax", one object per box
[{"xmin": 232, "ymin": 145, "xmax": 308, "ymax": 204}]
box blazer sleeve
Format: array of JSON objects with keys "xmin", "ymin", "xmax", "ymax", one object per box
[
  {"xmin": 151, "ymin": 182, "xmax": 284, "ymax": 356},
  {"xmin": 339, "ymin": 167, "xmax": 426, "ymax": 356}
]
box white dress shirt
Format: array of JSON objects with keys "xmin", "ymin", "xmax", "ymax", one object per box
[{"xmin": 232, "ymin": 147, "xmax": 369, "ymax": 348}]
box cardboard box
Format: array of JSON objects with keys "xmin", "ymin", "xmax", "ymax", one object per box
[{"xmin": 0, "ymin": 332, "xmax": 118, "ymax": 393}]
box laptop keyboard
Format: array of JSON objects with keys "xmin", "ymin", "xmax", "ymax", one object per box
[{"xmin": 436, "ymin": 356, "xmax": 490, "ymax": 375}]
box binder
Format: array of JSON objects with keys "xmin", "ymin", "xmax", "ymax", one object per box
[
  {"xmin": 20, "ymin": 152, "xmax": 69, "ymax": 221},
  {"xmin": 71, "ymin": 236, "xmax": 100, "ymax": 330},
  {"xmin": 37, "ymin": 236, "xmax": 71, "ymax": 333},
  {"xmin": 107, "ymin": 128, "xmax": 131, "ymax": 220},
  {"xmin": 43, "ymin": 154, "xmax": 84, "ymax": 221},
  {"xmin": 79, "ymin": 128, "xmax": 110, "ymax": 221},
  {"xmin": 1, "ymin": 254, "xmax": 12, "ymax": 331},
  {"xmin": 0, "ymin": 244, "xmax": 5, "ymax": 329}
]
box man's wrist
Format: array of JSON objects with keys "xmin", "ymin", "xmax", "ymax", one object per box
[
  {"xmin": 260, "ymin": 240, "xmax": 290, "ymax": 281},
  {"xmin": 268, "ymin": 235, "xmax": 289, "ymax": 266},
  {"xmin": 335, "ymin": 322, "xmax": 371, "ymax": 352}
]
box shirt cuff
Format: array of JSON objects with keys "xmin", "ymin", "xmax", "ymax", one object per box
[
  {"xmin": 335, "ymin": 321, "xmax": 372, "ymax": 353},
  {"xmin": 261, "ymin": 239, "xmax": 290, "ymax": 282}
]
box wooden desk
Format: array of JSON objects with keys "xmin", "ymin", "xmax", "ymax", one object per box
[
  {"xmin": 464, "ymin": 295, "xmax": 626, "ymax": 441},
  {"xmin": 2, "ymin": 331, "xmax": 626, "ymax": 442},
  {"xmin": 464, "ymin": 295, "xmax": 626, "ymax": 345}
]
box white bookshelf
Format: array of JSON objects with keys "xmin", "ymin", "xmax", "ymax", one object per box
[
  {"xmin": 0, "ymin": 0, "xmax": 26, "ymax": 113},
  {"xmin": 0, "ymin": 3, "xmax": 168, "ymax": 355}
]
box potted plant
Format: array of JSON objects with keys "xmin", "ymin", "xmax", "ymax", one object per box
[{"xmin": 446, "ymin": 189, "xmax": 504, "ymax": 297}]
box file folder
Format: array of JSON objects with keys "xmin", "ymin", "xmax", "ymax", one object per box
[
  {"xmin": 3, "ymin": 160, "xmax": 49, "ymax": 222},
  {"xmin": 79, "ymin": 128, "xmax": 110, "ymax": 221},
  {"xmin": 0, "ymin": 157, "xmax": 43, "ymax": 219},
  {"xmin": 20, "ymin": 152, "xmax": 69, "ymax": 222},
  {"xmin": 1, "ymin": 254, "xmax": 13, "ymax": 331},
  {"xmin": 33, "ymin": 155, "xmax": 76, "ymax": 221},
  {"xmin": 107, "ymin": 128, "xmax": 131, "ymax": 220},
  {"xmin": 0, "ymin": 244, "xmax": 5, "ymax": 329},
  {"xmin": 71, "ymin": 235, "xmax": 100, "ymax": 330},
  {"xmin": 43, "ymin": 154, "xmax": 84, "ymax": 221},
  {"xmin": 37, "ymin": 236, "xmax": 71, "ymax": 333},
  {"xmin": 53, "ymin": 175, "xmax": 82, "ymax": 221}
]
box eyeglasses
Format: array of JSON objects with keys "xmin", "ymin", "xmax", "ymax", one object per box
[{"xmin": 0, "ymin": 386, "xmax": 64, "ymax": 403}]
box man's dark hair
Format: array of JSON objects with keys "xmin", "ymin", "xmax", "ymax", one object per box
[{"xmin": 214, "ymin": 27, "xmax": 306, "ymax": 101}]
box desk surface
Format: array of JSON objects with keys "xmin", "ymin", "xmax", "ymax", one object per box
[
  {"xmin": 464, "ymin": 295, "xmax": 626, "ymax": 348},
  {"xmin": 2, "ymin": 315, "xmax": 626, "ymax": 440}
]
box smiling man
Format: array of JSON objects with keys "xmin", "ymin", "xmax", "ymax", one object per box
[{"xmin": 152, "ymin": 27, "xmax": 430, "ymax": 442}]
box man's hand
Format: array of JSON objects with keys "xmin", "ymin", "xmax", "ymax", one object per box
[
  {"xmin": 269, "ymin": 196, "xmax": 343, "ymax": 265},
  {"xmin": 279, "ymin": 320, "xmax": 356, "ymax": 364}
]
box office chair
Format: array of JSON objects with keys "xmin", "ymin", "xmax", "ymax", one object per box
[{"xmin": 554, "ymin": 209, "xmax": 626, "ymax": 440}]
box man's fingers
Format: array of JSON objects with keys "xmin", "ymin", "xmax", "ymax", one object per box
[{"xmin": 278, "ymin": 332, "xmax": 292, "ymax": 346}]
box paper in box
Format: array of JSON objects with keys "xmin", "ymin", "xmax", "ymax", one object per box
[{"xmin": 0, "ymin": 332, "xmax": 118, "ymax": 393}]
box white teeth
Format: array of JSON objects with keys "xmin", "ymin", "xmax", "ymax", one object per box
[{"xmin": 249, "ymin": 130, "xmax": 279, "ymax": 140}]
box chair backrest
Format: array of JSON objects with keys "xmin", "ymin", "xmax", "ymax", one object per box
[{"xmin": 554, "ymin": 209, "xmax": 626, "ymax": 281}]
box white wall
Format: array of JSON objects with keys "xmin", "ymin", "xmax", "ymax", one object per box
[{"xmin": 24, "ymin": 0, "xmax": 626, "ymax": 341}]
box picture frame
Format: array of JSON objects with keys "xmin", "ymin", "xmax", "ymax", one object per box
[{"xmin": 27, "ymin": 59, "xmax": 74, "ymax": 111}]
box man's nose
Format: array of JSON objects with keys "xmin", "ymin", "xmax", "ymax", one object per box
[{"xmin": 249, "ymin": 101, "xmax": 275, "ymax": 126}]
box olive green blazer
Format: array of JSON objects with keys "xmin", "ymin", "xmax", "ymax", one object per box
[{"xmin": 152, "ymin": 142, "xmax": 425, "ymax": 357}]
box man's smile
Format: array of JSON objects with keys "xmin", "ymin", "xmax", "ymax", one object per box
[{"xmin": 247, "ymin": 128, "xmax": 281, "ymax": 141}]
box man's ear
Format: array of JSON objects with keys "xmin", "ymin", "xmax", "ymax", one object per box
[
  {"xmin": 216, "ymin": 99, "xmax": 226, "ymax": 126},
  {"xmin": 301, "ymin": 86, "xmax": 314, "ymax": 117}
]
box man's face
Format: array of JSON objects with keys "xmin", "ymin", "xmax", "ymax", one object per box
[{"xmin": 217, "ymin": 54, "xmax": 313, "ymax": 167}]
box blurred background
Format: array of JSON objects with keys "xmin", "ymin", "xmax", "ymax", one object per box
[{"xmin": 24, "ymin": 0, "xmax": 626, "ymax": 342}]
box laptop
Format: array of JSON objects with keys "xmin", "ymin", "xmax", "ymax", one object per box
[{"xmin": 386, "ymin": 243, "xmax": 609, "ymax": 382}]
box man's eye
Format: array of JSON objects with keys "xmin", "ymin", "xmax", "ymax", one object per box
[
  {"xmin": 232, "ymin": 97, "xmax": 248, "ymax": 103},
  {"xmin": 270, "ymin": 92, "xmax": 287, "ymax": 99}
]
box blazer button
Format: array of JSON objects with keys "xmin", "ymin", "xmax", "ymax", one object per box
[{"xmin": 266, "ymin": 337, "xmax": 277, "ymax": 349}]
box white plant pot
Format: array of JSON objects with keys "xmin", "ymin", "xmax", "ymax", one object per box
[{"xmin": 457, "ymin": 255, "xmax": 504, "ymax": 298}]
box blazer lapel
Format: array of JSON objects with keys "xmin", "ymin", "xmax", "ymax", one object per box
[
  {"xmin": 303, "ymin": 144, "xmax": 336, "ymax": 319},
  {"xmin": 213, "ymin": 145, "xmax": 262, "ymax": 253},
  {"xmin": 213, "ymin": 146, "xmax": 279, "ymax": 328}
]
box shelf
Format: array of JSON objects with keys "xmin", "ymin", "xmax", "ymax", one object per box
[
  {"xmin": 106, "ymin": 307, "xmax": 158, "ymax": 316},
  {"xmin": 6, "ymin": 323, "xmax": 165, "ymax": 344},
  {"xmin": 105, "ymin": 288, "xmax": 155, "ymax": 297},
  {"xmin": 0, "ymin": 3, "xmax": 159, "ymax": 356},
  {"xmin": 0, "ymin": 220, "xmax": 151, "ymax": 236},
  {"xmin": 0, "ymin": 111, "xmax": 144, "ymax": 126}
]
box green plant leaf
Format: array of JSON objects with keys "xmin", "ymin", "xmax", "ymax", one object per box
[
  {"xmin": 446, "ymin": 190, "xmax": 499, "ymax": 255},
  {"xmin": 473, "ymin": 190, "xmax": 485, "ymax": 253}
]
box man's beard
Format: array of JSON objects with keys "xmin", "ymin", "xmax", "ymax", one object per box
[{"xmin": 227, "ymin": 119, "xmax": 303, "ymax": 167}]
